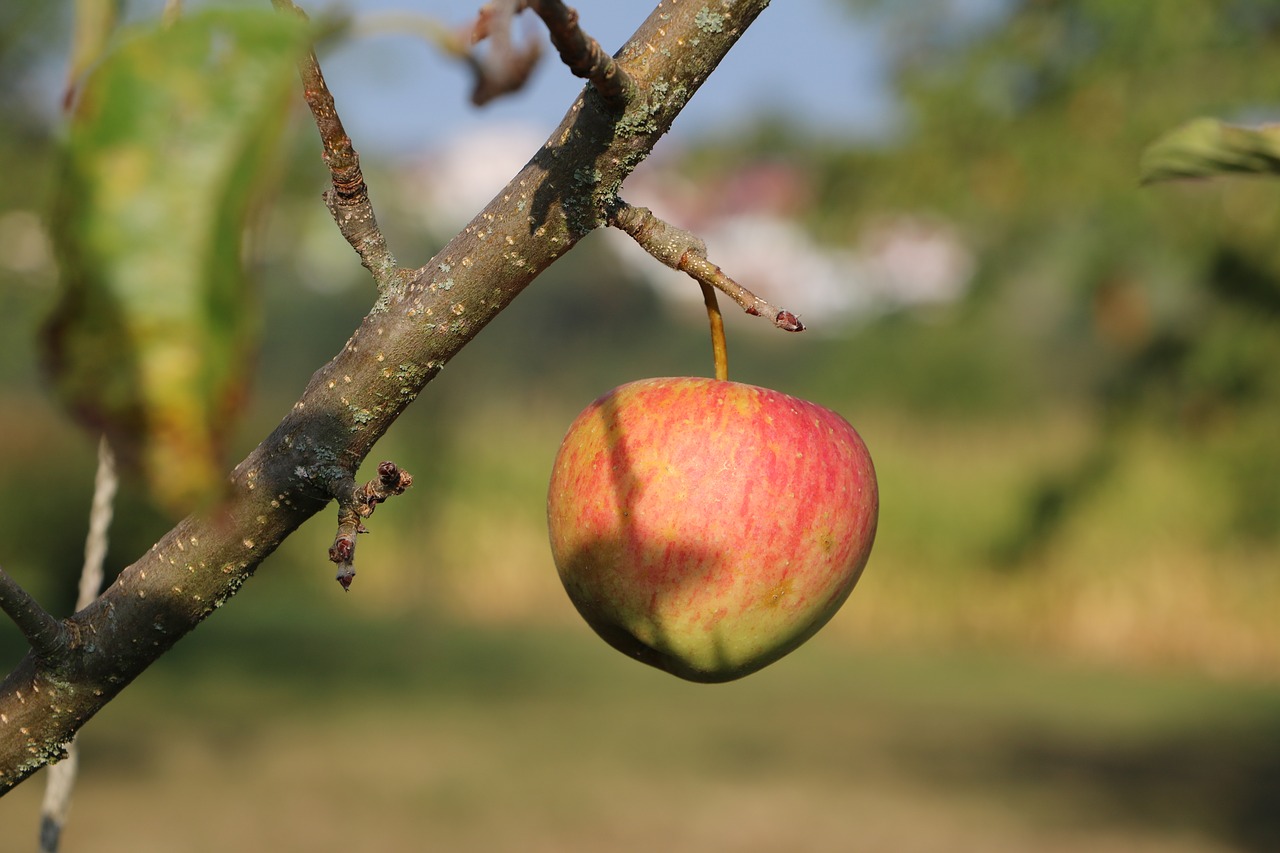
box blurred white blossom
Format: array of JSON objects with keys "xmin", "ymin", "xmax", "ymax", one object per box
[
  {"xmin": 614, "ymin": 159, "xmax": 975, "ymax": 331},
  {"xmin": 405, "ymin": 123, "xmax": 547, "ymax": 237},
  {"xmin": 398, "ymin": 126, "xmax": 975, "ymax": 332}
]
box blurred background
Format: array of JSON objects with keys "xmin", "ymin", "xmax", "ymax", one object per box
[{"xmin": 2, "ymin": 0, "xmax": 1280, "ymax": 850}]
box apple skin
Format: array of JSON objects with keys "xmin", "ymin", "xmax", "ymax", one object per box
[{"xmin": 546, "ymin": 376, "xmax": 878, "ymax": 683}]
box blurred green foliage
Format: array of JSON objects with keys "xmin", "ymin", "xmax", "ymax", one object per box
[
  {"xmin": 789, "ymin": 0, "xmax": 1280, "ymax": 553},
  {"xmin": 4, "ymin": 603, "xmax": 1280, "ymax": 851}
]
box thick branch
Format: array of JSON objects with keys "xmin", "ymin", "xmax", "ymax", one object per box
[
  {"xmin": 0, "ymin": 0, "xmax": 772, "ymax": 794},
  {"xmin": 273, "ymin": 0, "xmax": 401, "ymax": 287},
  {"xmin": 609, "ymin": 201, "xmax": 806, "ymax": 332}
]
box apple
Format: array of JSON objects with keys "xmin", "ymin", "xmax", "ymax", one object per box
[{"xmin": 546, "ymin": 376, "xmax": 878, "ymax": 682}]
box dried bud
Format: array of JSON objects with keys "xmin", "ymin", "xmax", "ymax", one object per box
[
  {"xmin": 775, "ymin": 310, "xmax": 805, "ymax": 332},
  {"xmin": 329, "ymin": 537, "xmax": 355, "ymax": 564},
  {"xmin": 336, "ymin": 565, "xmax": 356, "ymax": 591}
]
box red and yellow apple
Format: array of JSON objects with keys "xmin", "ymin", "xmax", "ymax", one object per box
[{"xmin": 546, "ymin": 376, "xmax": 878, "ymax": 682}]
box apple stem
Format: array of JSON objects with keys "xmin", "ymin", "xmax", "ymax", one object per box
[{"xmin": 699, "ymin": 281, "xmax": 729, "ymax": 380}]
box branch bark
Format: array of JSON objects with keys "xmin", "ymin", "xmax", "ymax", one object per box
[{"xmin": 0, "ymin": 0, "xmax": 773, "ymax": 794}]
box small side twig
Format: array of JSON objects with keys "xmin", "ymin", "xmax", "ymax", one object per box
[
  {"xmin": 328, "ymin": 461, "xmax": 413, "ymax": 591},
  {"xmin": 272, "ymin": 0, "xmax": 402, "ymax": 288},
  {"xmin": 609, "ymin": 201, "xmax": 806, "ymax": 332},
  {"xmin": 526, "ymin": 0, "xmax": 632, "ymax": 109},
  {"xmin": 0, "ymin": 571, "xmax": 66, "ymax": 663},
  {"xmin": 39, "ymin": 437, "xmax": 118, "ymax": 853}
]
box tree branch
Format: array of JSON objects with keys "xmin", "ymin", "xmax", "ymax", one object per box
[
  {"xmin": 527, "ymin": 0, "xmax": 633, "ymax": 109},
  {"xmin": 609, "ymin": 201, "xmax": 806, "ymax": 332},
  {"xmin": 272, "ymin": 0, "xmax": 402, "ymax": 287},
  {"xmin": 0, "ymin": 570, "xmax": 66, "ymax": 665},
  {"xmin": 0, "ymin": 0, "xmax": 773, "ymax": 794}
]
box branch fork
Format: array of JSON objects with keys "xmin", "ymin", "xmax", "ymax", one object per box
[{"xmin": 280, "ymin": 0, "xmax": 629, "ymax": 591}]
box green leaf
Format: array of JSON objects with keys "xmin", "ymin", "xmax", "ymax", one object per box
[
  {"xmin": 44, "ymin": 9, "xmax": 308, "ymax": 514},
  {"xmin": 1139, "ymin": 117, "xmax": 1280, "ymax": 185}
]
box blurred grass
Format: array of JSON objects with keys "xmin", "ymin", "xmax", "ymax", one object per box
[{"xmin": 2, "ymin": 599, "xmax": 1278, "ymax": 852}]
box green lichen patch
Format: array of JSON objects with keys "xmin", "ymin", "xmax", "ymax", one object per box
[{"xmin": 695, "ymin": 8, "xmax": 726, "ymax": 34}]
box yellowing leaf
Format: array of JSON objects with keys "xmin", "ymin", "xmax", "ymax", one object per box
[
  {"xmin": 44, "ymin": 9, "xmax": 308, "ymax": 514},
  {"xmin": 63, "ymin": 0, "xmax": 120, "ymax": 109},
  {"xmin": 1140, "ymin": 117, "xmax": 1280, "ymax": 185}
]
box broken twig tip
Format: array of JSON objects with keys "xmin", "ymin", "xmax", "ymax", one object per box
[
  {"xmin": 336, "ymin": 566, "xmax": 356, "ymax": 592},
  {"xmin": 775, "ymin": 310, "xmax": 805, "ymax": 332}
]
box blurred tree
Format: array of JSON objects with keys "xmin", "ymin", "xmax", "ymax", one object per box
[{"xmin": 809, "ymin": 0, "xmax": 1280, "ymax": 556}]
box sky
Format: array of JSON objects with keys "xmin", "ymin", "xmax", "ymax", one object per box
[
  {"xmin": 307, "ymin": 0, "xmax": 899, "ymax": 156},
  {"xmin": 24, "ymin": 0, "xmax": 1014, "ymax": 159}
]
